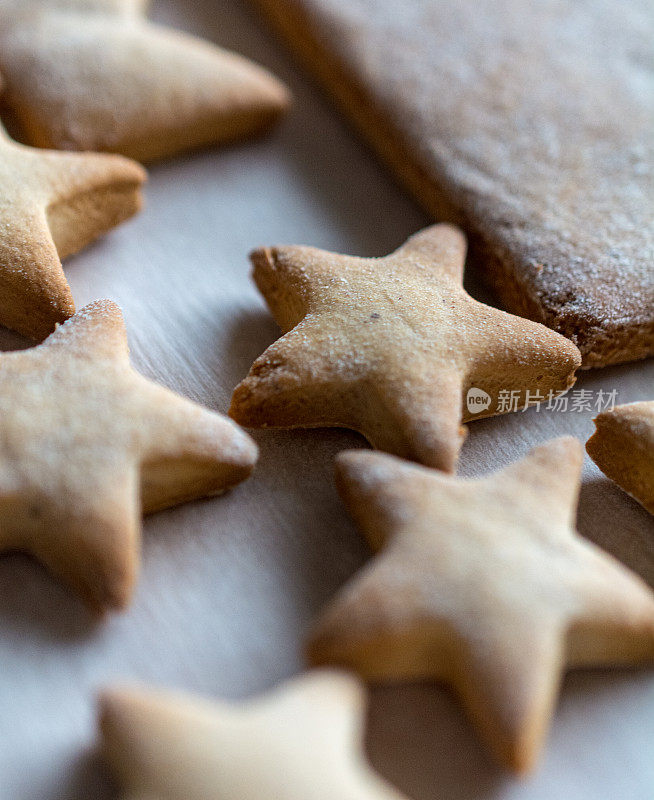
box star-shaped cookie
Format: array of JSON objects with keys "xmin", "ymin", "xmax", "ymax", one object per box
[
  {"xmin": 99, "ymin": 671, "xmax": 405, "ymax": 800},
  {"xmin": 307, "ymin": 439, "xmax": 654, "ymax": 772},
  {"xmin": 0, "ymin": 121, "xmax": 145, "ymax": 340},
  {"xmin": 587, "ymin": 401, "xmax": 654, "ymax": 515},
  {"xmin": 0, "ymin": 299, "xmax": 257, "ymax": 611},
  {"xmin": 0, "ymin": 0, "xmax": 290, "ymax": 161},
  {"xmin": 230, "ymin": 225, "xmax": 581, "ymax": 471}
]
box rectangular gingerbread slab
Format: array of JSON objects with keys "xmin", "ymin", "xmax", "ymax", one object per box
[{"xmin": 251, "ymin": 0, "xmax": 654, "ymax": 368}]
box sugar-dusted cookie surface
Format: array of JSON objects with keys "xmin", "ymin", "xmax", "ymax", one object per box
[
  {"xmin": 0, "ymin": 299, "xmax": 257, "ymax": 611},
  {"xmin": 99, "ymin": 671, "xmax": 406, "ymax": 800},
  {"xmin": 0, "ymin": 0, "xmax": 290, "ymax": 162},
  {"xmin": 587, "ymin": 401, "xmax": 654, "ymax": 516},
  {"xmin": 0, "ymin": 122, "xmax": 145, "ymax": 340},
  {"xmin": 251, "ymin": 0, "xmax": 654, "ymax": 367},
  {"xmin": 307, "ymin": 439, "xmax": 654, "ymax": 772},
  {"xmin": 230, "ymin": 224, "xmax": 581, "ymax": 472}
]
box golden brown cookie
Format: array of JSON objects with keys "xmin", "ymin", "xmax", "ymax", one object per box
[
  {"xmin": 0, "ymin": 121, "xmax": 145, "ymax": 340},
  {"xmin": 230, "ymin": 224, "xmax": 581, "ymax": 471},
  {"xmin": 0, "ymin": 0, "xmax": 290, "ymax": 161},
  {"xmin": 307, "ymin": 439, "xmax": 654, "ymax": 772},
  {"xmin": 587, "ymin": 401, "xmax": 654, "ymax": 515},
  {"xmin": 250, "ymin": 0, "xmax": 653, "ymax": 368},
  {"xmin": 99, "ymin": 671, "xmax": 406, "ymax": 799},
  {"xmin": 0, "ymin": 299, "xmax": 257, "ymax": 611}
]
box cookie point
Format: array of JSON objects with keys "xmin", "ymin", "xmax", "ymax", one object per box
[
  {"xmin": 97, "ymin": 685, "xmax": 139, "ymax": 734},
  {"xmin": 551, "ymin": 434, "xmax": 583, "ymax": 454},
  {"xmin": 126, "ymin": 158, "xmax": 148, "ymax": 185},
  {"xmin": 434, "ymin": 221, "xmax": 467, "ymax": 242},
  {"xmin": 334, "ymin": 449, "xmax": 366, "ymax": 469},
  {"xmin": 334, "ymin": 448, "xmax": 378, "ymax": 481},
  {"xmin": 97, "ymin": 688, "xmax": 119, "ymax": 724},
  {"xmin": 557, "ymin": 436, "xmax": 584, "ymax": 464},
  {"xmin": 102, "ymin": 150, "xmax": 149, "ymax": 186},
  {"xmin": 265, "ymin": 76, "xmax": 292, "ymax": 112},
  {"xmin": 230, "ymin": 425, "xmax": 259, "ymax": 469},
  {"xmin": 308, "ymin": 668, "xmax": 368, "ymax": 711},
  {"xmin": 78, "ymin": 297, "xmax": 123, "ymax": 316},
  {"xmin": 505, "ymin": 733, "xmax": 541, "ymax": 777},
  {"xmin": 249, "ymin": 245, "xmax": 277, "ymax": 272},
  {"xmin": 404, "ymin": 221, "xmax": 467, "ymax": 254},
  {"xmin": 91, "ymin": 580, "xmax": 132, "ymax": 616},
  {"xmin": 528, "ymin": 436, "xmax": 584, "ymax": 471}
]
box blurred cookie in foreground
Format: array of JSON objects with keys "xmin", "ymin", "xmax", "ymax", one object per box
[{"xmin": 99, "ymin": 671, "xmax": 406, "ymax": 799}]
